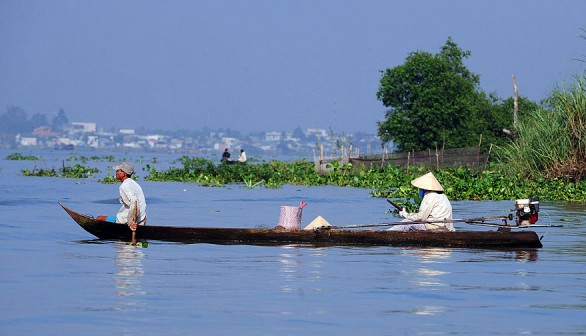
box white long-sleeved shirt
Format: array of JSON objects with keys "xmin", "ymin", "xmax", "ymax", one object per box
[
  {"xmin": 238, "ymin": 151, "xmax": 247, "ymax": 162},
  {"xmin": 116, "ymin": 178, "xmax": 147, "ymax": 224},
  {"xmin": 403, "ymin": 191, "xmax": 454, "ymax": 231}
]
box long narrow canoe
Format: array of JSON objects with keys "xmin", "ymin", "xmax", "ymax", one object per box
[{"xmin": 59, "ymin": 202, "xmax": 543, "ymax": 249}]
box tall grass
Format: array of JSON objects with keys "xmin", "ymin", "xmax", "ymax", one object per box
[{"xmin": 497, "ymin": 73, "xmax": 586, "ymax": 180}]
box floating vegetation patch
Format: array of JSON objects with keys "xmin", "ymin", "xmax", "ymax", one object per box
[
  {"xmin": 6, "ymin": 153, "xmax": 40, "ymax": 160},
  {"xmin": 139, "ymin": 157, "xmax": 586, "ymax": 201},
  {"xmin": 21, "ymin": 164, "xmax": 100, "ymax": 178}
]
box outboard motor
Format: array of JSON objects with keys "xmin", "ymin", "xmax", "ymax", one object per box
[{"xmin": 515, "ymin": 197, "xmax": 539, "ymax": 226}]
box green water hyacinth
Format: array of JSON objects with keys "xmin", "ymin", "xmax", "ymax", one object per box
[
  {"xmin": 22, "ymin": 164, "xmax": 99, "ymax": 178},
  {"xmin": 142, "ymin": 157, "xmax": 586, "ymax": 201},
  {"xmin": 6, "ymin": 153, "xmax": 40, "ymax": 160}
]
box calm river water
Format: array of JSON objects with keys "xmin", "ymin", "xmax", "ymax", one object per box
[{"xmin": 0, "ymin": 149, "xmax": 585, "ymax": 335}]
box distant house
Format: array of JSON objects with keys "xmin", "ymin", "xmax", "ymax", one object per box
[
  {"xmin": 145, "ymin": 134, "xmax": 165, "ymax": 148},
  {"xmin": 305, "ymin": 128, "xmax": 328, "ymax": 140},
  {"xmin": 70, "ymin": 122, "xmax": 97, "ymax": 133},
  {"xmin": 33, "ymin": 126, "xmax": 57, "ymax": 137},
  {"xmin": 221, "ymin": 137, "xmax": 238, "ymax": 148},
  {"xmin": 16, "ymin": 134, "xmax": 38, "ymax": 147},
  {"xmin": 265, "ymin": 131, "xmax": 282, "ymax": 142},
  {"xmin": 87, "ymin": 135, "xmax": 99, "ymax": 148}
]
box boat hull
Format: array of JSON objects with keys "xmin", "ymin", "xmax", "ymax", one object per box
[{"xmin": 60, "ymin": 203, "xmax": 543, "ymax": 249}]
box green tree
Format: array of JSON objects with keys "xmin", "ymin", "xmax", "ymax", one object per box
[
  {"xmin": 478, "ymin": 94, "xmax": 539, "ymax": 145},
  {"xmin": 0, "ymin": 106, "xmax": 30, "ymax": 133},
  {"xmin": 376, "ymin": 38, "xmax": 485, "ymax": 151},
  {"xmin": 30, "ymin": 113, "xmax": 49, "ymax": 129},
  {"xmin": 51, "ymin": 108, "xmax": 69, "ymax": 131},
  {"xmin": 292, "ymin": 126, "xmax": 306, "ymax": 140}
]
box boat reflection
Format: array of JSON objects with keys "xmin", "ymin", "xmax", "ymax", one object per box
[
  {"xmin": 415, "ymin": 247, "xmax": 452, "ymax": 262},
  {"xmin": 277, "ymin": 245, "xmax": 306, "ymax": 294},
  {"xmin": 467, "ymin": 249, "xmax": 539, "ymax": 262},
  {"xmin": 406, "ymin": 248, "xmax": 452, "ymax": 315},
  {"xmin": 411, "ymin": 248, "xmax": 451, "ymax": 289},
  {"xmin": 513, "ymin": 249, "xmax": 539, "ymax": 262},
  {"xmin": 113, "ymin": 242, "xmax": 147, "ymax": 311}
]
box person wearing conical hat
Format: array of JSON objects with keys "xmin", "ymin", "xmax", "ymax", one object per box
[{"xmin": 388, "ymin": 172, "xmax": 453, "ymax": 232}]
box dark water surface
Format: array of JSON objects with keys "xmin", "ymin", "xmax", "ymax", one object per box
[{"xmin": 1, "ymin": 150, "xmax": 585, "ymax": 335}]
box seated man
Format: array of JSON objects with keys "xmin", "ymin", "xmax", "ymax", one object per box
[
  {"xmin": 388, "ymin": 172, "xmax": 453, "ymax": 232},
  {"xmin": 221, "ymin": 148, "xmax": 231, "ymax": 163},
  {"xmin": 237, "ymin": 149, "xmax": 247, "ymax": 163},
  {"xmin": 97, "ymin": 161, "xmax": 147, "ymax": 231}
]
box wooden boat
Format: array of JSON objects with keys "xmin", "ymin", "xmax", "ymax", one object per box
[{"xmin": 59, "ymin": 202, "xmax": 544, "ymax": 249}]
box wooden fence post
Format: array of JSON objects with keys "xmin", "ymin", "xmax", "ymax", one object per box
[{"xmin": 513, "ymin": 74, "xmax": 519, "ymax": 130}]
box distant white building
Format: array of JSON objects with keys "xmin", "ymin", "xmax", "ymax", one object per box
[
  {"xmin": 119, "ymin": 129, "xmax": 135, "ymax": 135},
  {"xmin": 16, "ymin": 134, "xmax": 37, "ymax": 146},
  {"xmin": 221, "ymin": 137, "xmax": 238, "ymax": 148},
  {"xmin": 265, "ymin": 131, "xmax": 282, "ymax": 142},
  {"xmin": 70, "ymin": 122, "xmax": 96, "ymax": 133},
  {"xmin": 57, "ymin": 137, "xmax": 81, "ymax": 146},
  {"xmin": 169, "ymin": 138, "xmax": 183, "ymax": 150},
  {"xmin": 305, "ymin": 128, "xmax": 328, "ymax": 139},
  {"xmin": 87, "ymin": 135, "xmax": 99, "ymax": 148},
  {"xmin": 145, "ymin": 134, "xmax": 165, "ymax": 148},
  {"xmin": 282, "ymin": 132, "xmax": 299, "ymax": 142}
]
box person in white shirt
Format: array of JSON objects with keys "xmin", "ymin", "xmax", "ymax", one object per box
[
  {"xmin": 388, "ymin": 172, "xmax": 453, "ymax": 232},
  {"xmin": 97, "ymin": 161, "xmax": 147, "ymax": 231},
  {"xmin": 237, "ymin": 149, "xmax": 247, "ymax": 163}
]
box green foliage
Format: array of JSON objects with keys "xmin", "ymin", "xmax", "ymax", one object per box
[
  {"xmin": 0, "ymin": 106, "xmax": 71, "ymax": 134},
  {"xmin": 142, "ymin": 155, "xmax": 586, "ymax": 201},
  {"xmin": 376, "ymin": 38, "xmax": 528, "ymax": 152},
  {"xmin": 6, "ymin": 153, "xmax": 40, "ymax": 160},
  {"xmin": 11, "ymin": 150, "xmax": 581, "ymax": 201},
  {"xmin": 0, "ymin": 106, "xmax": 31, "ymax": 133},
  {"xmin": 472, "ymin": 94, "xmax": 540, "ymax": 148},
  {"xmin": 21, "ymin": 164, "xmax": 100, "ymax": 178},
  {"xmin": 67, "ymin": 155, "xmax": 117, "ymax": 163},
  {"xmin": 98, "ymin": 173, "xmax": 119, "ymax": 184},
  {"xmin": 496, "ymin": 73, "xmax": 586, "ymax": 181},
  {"xmin": 51, "ymin": 108, "xmax": 69, "ymax": 132},
  {"xmin": 377, "ymin": 38, "xmax": 480, "ymax": 151}
]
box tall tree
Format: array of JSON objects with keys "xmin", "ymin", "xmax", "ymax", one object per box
[
  {"xmin": 30, "ymin": 113, "xmax": 49, "ymax": 129},
  {"xmin": 51, "ymin": 108, "xmax": 69, "ymax": 132},
  {"xmin": 0, "ymin": 106, "xmax": 30, "ymax": 133},
  {"xmin": 476, "ymin": 94, "xmax": 539, "ymax": 146},
  {"xmin": 376, "ymin": 38, "xmax": 484, "ymax": 151},
  {"xmin": 292, "ymin": 126, "xmax": 306, "ymax": 140}
]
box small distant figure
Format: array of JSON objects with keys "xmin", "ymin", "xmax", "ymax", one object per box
[
  {"xmin": 221, "ymin": 148, "xmax": 231, "ymax": 163},
  {"xmin": 237, "ymin": 149, "xmax": 247, "ymax": 163}
]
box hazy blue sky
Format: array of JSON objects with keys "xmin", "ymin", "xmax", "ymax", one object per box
[{"xmin": 1, "ymin": 1, "xmax": 584, "ymax": 134}]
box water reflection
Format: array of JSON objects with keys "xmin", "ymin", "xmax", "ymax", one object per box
[
  {"xmin": 276, "ymin": 245, "xmax": 329, "ymax": 297},
  {"xmin": 411, "ymin": 248, "xmax": 451, "ymax": 315},
  {"xmin": 414, "ymin": 305, "xmax": 446, "ymax": 316},
  {"xmin": 113, "ymin": 242, "xmax": 146, "ymax": 311},
  {"xmin": 411, "ymin": 248, "xmax": 451, "ymax": 290},
  {"xmin": 514, "ymin": 249, "xmax": 539, "ymax": 262},
  {"xmin": 415, "ymin": 247, "xmax": 452, "ymax": 262},
  {"xmin": 277, "ymin": 245, "xmax": 305, "ymax": 294}
]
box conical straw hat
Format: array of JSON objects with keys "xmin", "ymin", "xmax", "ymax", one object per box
[
  {"xmin": 410, "ymin": 172, "xmax": 443, "ymax": 191},
  {"xmin": 303, "ymin": 215, "xmax": 331, "ymax": 230}
]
